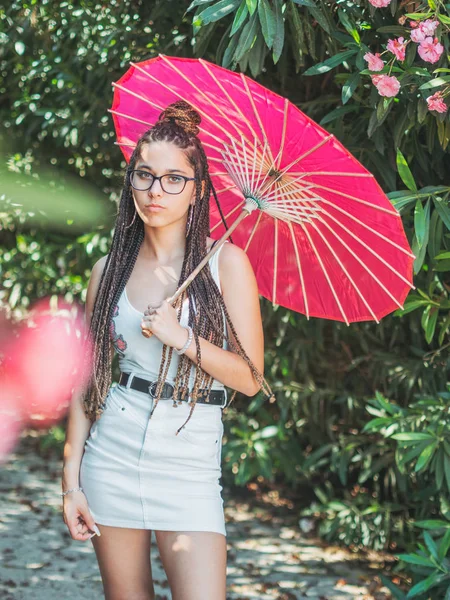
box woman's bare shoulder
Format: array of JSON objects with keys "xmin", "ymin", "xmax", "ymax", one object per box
[{"xmin": 217, "ymin": 241, "xmax": 256, "ymax": 292}]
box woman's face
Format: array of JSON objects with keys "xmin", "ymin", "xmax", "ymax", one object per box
[{"xmin": 131, "ymin": 140, "xmax": 200, "ymax": 229}]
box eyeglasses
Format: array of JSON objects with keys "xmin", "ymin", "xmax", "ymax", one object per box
[{"xmin": 130, "ymin": 170, "xmax": 196, "ymax": 195}]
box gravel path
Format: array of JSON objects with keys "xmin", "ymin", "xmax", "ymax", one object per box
[{"xmin": 0, "ymin": 431, "xmax": 394, "ymax": 599}]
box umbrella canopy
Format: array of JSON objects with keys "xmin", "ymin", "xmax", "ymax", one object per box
[{"xmin": 110, "ymin": 54, "xmax": 415, "ymax": 324}]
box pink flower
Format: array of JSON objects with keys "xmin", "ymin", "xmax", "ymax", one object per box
[
  {"xmin": 411, "ymin": 28, "xmax": 426, "ymax": 43},
  {"xmin": 410, "ymin": 19, "xmax": 440, "ymax": 43},
  {"xmin": 364, "ymin": 51, "xmax": 384, "ymax": 71},
  {"xmin": 387, "ymin": 37, "xmax": 407, "ymax": 61},
  {"xmin": 369, "ymin": 0, "xmax": 392, "ymax": 7},
  {"xmin": 418, "ymin": 37, "xmax": 444, "ymax": 64},
  {"xmin": 371, "ymin": 74, "xmax": 384, "ymax": 85},
  {"xmin": 374, "ymin": 74, "xmax": 401, "ymax": 97},
  {"xmin": 420, "ymin": 19, "xmax": 439, "ymax": 36},
  {"xmin": 427, "ymin": 91, "xmax": 448, "ymax": 114}
]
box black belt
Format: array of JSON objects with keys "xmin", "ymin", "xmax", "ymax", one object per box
[{"xmin": 118, "ymin": 372, "xmax": 227, "ymax": 407}]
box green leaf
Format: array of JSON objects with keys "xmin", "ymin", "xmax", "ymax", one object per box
[
  {"xmin": 445, "ymin": 455, "xmax": 450, "ymax": 492},
  {"xmin": 246, "ymin": 0, "xmax": 257, "ymax": 15},
  {"xmin": 419, "ymin": 76, "xmax": 450, "ymax": 90},
  {"xmin": 438, "ymin": 528, "xmax": 450, "ymax": 560},
  {"xmin": 231, "ymin": 1, "xmax": 248, "ymax": 35},
  {"xmin": 408, "ymin": 572, "xmax": 447, "ymax": 597},
  {"xmin": 414, "ymin": 197, "xmax": 430, "ymax": 249},
  {"xmin": 272, "ymin": 0, "xmax": 285, "ymax": 64},
  {"xmin": 304, "ymin": 50, "xmax": 357, "ymax": 76},
  {"xmin": 292, "ymin": 0, "xmax": 316, "ymax": 6},
  {"xmin": 438, "ymin": 13, "xmax": 450, "ymax": 25},
  {"xmin": 425, "ymin": 307, "xmax": 438, "ymax": 344},
  {"xmin": 234, "ymin": 10, "xmax": 258, "ymax": 62},
  {"xmin": 392, "ymin": 433, "xmax": 435, "ymax": 441},
  {"xmin": 222, "ymin": 31, "xmax": 241, "ymax": 68},
  {"xmin": 414, "ymin": 520, "xmax": 450, "ymax": 530},
  {"xmin": 433, "ymin": 196, "xmax": 450, "ymax": 231},
  {"xmin": 248, "ymin": 26, "xmax": 266, "ymax": 77},
  {"xmin": 197, "ymin": 0, "xmax": 241, "ymax": 25},
  {"xmin": 396, "ymin": 553, "xmax": 435, "ymax": 567},
  {"xmin": 415, "ymin": 441, "xmax": 437, "ymax": 472},
  {"xmin": 319, "ymin": 105, "xmax": 359, "ymax": 126},
  {"xmin": 187, "ymin": 0, "xmax": 216, "ymax": 11},
  {"xmin": 342, "ymin": 72, "xmax": 360, "ymax": 105},
  {"xmin": 396, "ymin": 148, "xmax": 417, "ymax": 192},
  {"xmin": 258, "ymin": 0, "xmax": 276, "ymax": 49},
  {"xmin": 423, "ymin": 531, "xmax": 439, "ymax": 561},
  {"xmin": 338, "ymin": 9, "xmax": 360, "ymax": 44}
]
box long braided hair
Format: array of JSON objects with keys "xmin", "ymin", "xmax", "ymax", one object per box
[{"xmin": 82, "ymin": 100, "xmax": 273, "ymax": 434}]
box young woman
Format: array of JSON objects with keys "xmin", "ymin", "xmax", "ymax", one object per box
[{"xmin": 61, "ymin": 100, "xmax": 269, "ymax": 600}]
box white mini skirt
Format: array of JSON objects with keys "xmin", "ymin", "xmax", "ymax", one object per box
[{"xmin": 79, "ymin": 382, "xmax": 226, "ymax": 536}]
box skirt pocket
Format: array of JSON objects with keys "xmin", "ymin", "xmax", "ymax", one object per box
[{"xmin": 104, "ymin": 388, "xmax": 148, "ymax": 431}]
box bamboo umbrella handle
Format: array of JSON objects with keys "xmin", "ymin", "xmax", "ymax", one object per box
[{"xmin": 141, "ymin": 199, "xmax": 256, "ymax": 339}]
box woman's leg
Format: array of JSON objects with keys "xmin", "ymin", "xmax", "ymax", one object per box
[
  {"xmin": 155, "ymin": 530, "xmax": 227, "ymax": 600},
  {"xmin": 91, "ymin": 524, "xmax": 155, "ymax": 600}
]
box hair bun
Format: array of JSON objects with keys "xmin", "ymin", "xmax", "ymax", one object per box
[{"xmin": 157, "ymin": 100, "xmax": 201, "ymax": 136}]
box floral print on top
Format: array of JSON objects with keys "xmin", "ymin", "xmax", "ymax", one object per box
[{"xmin": 110, "ymin": 303, "xmax": 128, "ymax": 354}]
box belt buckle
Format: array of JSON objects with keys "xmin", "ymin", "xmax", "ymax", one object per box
[
  {"xmin": 148, "ymin": 381, "xmax": 174, "ymax": 400},
  {"xmin": 219, "ymin": 388, "xmax": 228, "ymax": 409}
]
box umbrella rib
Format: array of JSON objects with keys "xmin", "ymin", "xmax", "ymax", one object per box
[
  {"xmin": 115, "ymin": 137, "xmax": 230, "ymax": 160},
  {"xmin": 110, "ymin": 90, "xmax": 232, "ymax": 157},
  {"xmin": 215, "ymin": 184, "xmax": 239, "ymax": 194},
  {"xmin": 222, "ymin": 146, "xmax": 248, "ymax": 193},
  {"xmin": 263, "ymin": 175, "xmax": 398, "ymax": 216},
  {"xmin": 319, "ymin": 199, "xmax": 416, "ymax": 260},
  {"xmin": 210, "ymin": 200, "xmax": 246, "ymax": 233},
  {"xmin": 198, "ymin": 59, "xmax": 265, "ymax": 147},
  {"xmin": 278, "ymin": 135, "xmax": 334, "ymax": 175},
  {"xmin": 275, "ymin": 99, "xmax": 289, "ymax": 170},
  {"xmin": 287, "ymin": 220, "xmax": 309, "ymax": 319},
  {"xmin": 288, "ymin": 205, "xmax": 350, "ymax": 325},
  {"xmin": 305, "ymin": 218, "xmax": 381, "ymax": 321},
  {"xmin": 303, "ymin": 183, "xmax": 400, "ymax": 216},
  {"xmin": 273, "ymin": 215, "xmax": 278, "ymax": 304},
  {"xmin": 239, "ymin": 73, "xmax": 276, "ymax": 166},
  {"xmin": 247, "ymin": 138, "xmax": 274, "ymax": 198},
  {"xmin": 273, "ymin": 180, "xmax": 415, "ymax": 260},
  {"xmin": 130, "ymin": 61, "xmax": 255, "ymax": 150},
  {"xmin": 237, "ymin": 135, "xmax": 252, "ymax": 192},
  {"xmin": 108, "ymin": 108, "xmax": 153, "ymax": 128},
  {"xmin": 317, "ymin": 214, "xmax": 411, "ymax": 308},
  {"xmin": 244, "ymin": 210, "xmax": 263, "ymax": 253},
  {"xmin": 289, "ymin": 171, "xmax": 374, "ymax": 178},
  {"xmin": 265, "ymin": 205, "xmax": 321, "ymax": 220},
  {"xmin": 262, "ymin": 98, "xmax": 289, "ymax": 180},
  {"xmin": 250, "ymin": 134, "xmax": 258, "ymax": 193}
]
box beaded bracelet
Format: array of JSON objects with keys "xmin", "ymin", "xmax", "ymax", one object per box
[
  {"xmin": 61, "ymin": 486, "xmax": 83, "ymax": 497},
  {"xmin": 175, "ymin": 325, "xmax": 193, "ymax": 356}
]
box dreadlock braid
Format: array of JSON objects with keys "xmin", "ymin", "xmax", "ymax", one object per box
[{"xmin": 81, "ymin": 99, "xmax": 274, "ymax": 429}]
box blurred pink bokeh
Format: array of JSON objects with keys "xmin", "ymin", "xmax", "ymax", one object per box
[{"xmin": 0, "ymin": 298, "xmax": 92, "ymax": 461}]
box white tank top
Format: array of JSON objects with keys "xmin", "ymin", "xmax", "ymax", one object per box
[{"xmin": 110, "ymin": 241, "xmax": 228, "ymax": 391}]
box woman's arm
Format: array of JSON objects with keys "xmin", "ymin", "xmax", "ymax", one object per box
[
  {"xmin": 62, "ymin": 255, "xmax": 108, "ymax": 491},
  {"xmin": 177, "ymin": 243, "xmax": 264, "ymax": 396}
]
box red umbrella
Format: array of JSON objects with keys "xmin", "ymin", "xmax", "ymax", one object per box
[{"xmin": 109, "ymin": 54, "xmax": 415, "ymax": 324}]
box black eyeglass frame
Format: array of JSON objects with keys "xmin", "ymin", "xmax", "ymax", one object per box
[{"xmin": 129, "ymin": 169, "xmax": 196, "ymax": 195}]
